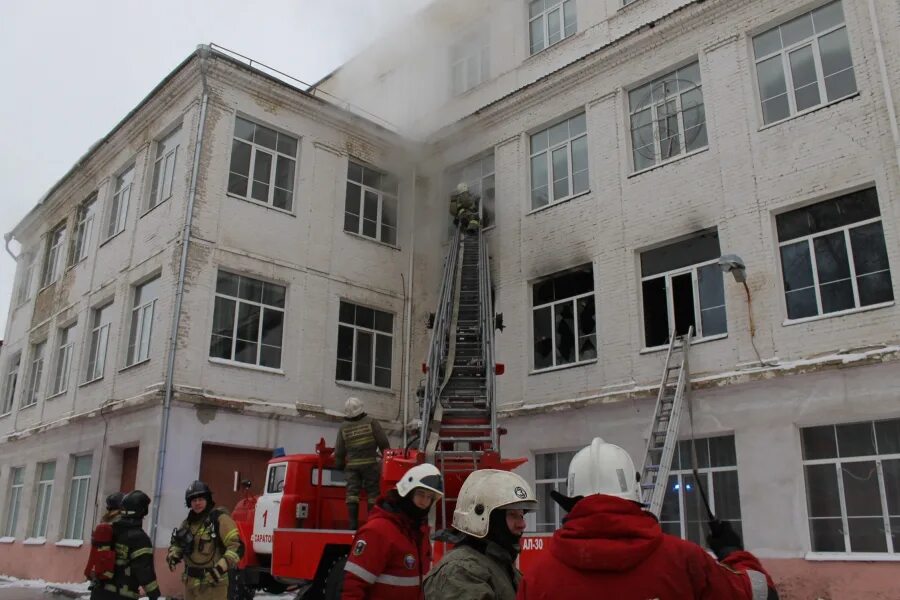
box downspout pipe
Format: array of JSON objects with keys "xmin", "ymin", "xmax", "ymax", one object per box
[
  {"xmin": 867, "ymin": 0, "xmax": 900, "ymax": 174},
  {"xmin": 4, "ymin": 233, "xmax": 18, "ymax": 261},
  {"xmin": 401, "ymin": 166, "xmax": 417, "ymax": 449},
  {"xmin": 150, "ymin": 45, "xmax": 211, "ymax": 545}
]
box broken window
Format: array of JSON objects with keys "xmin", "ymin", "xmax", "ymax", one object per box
[
  {"xmin": 777, "ymin": 188, "xmax": 893, "ymax": 320},
  {"xmin": 532, "ymin": 265, "xmax": 596, "ymax": 370},
  {"xmin": 529, "ymin": 0, "xmax": 576, "ymax": 55},
  {"xmin": 69, "ymin": 194, "xmax": 96, "ymax": 266},
  {"xmin": 448, "ymin": 153, "xmax": 495, "ymax": 228},
  {"xmin": 210, "ymin": 271, "xmax": 285, "ymax": 370},
  {"xmin": 336, "ymin": 300, "xmax": 393, "ymax": 388},
  {"xmin": 41, "ymin": 223, "xmax": 66, "ymax": 287},
  {"xmin": 660, "ymin": 436, "xmax": 742, "ymax": 547},
  {"xmin": 640, "ymin": 230, "xmax": 726, "ymax": 348},
  {"xmin": 801, "ymin": 419, "xmax": 900, "ymax": 554},
  {"xmin": 106, "ymin": 165, "xmax": 134, "ymax": 239},
  {"xmin": 344, "ymin": 160, "xmax": 399, "ymax": 246},
  {"xmin": 22, "ymin": 341, "xmax": 45, "ymax": 408},
  {"xmin": 228, "ymin": 117, "xmax": 297, "ymax": 211},
  {"xmin": 148, "ymin": 125, "xmax": 182, "ymax": 210},
  {"xmin": 530, "ymin": 113, "xmax": 589, "ymax": 210}
]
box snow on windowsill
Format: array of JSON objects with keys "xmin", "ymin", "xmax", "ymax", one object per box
[
  {"xmin": 23, "ymin": 537, "xmax": 46, "ymax": 546},
  {"xmin": 0, "ymin": 536, "xmax": 15, "ymax": 544},
  {"xmin": 806, "ymin": 552, "xmax": 900, "ymax": 562},
  {"xmin": 55, "ymin": 539, "xmax": 84, "ymax": 548}
]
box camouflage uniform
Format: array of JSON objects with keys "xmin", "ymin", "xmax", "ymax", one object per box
[
  {"xmin": 334, "ymin": 412, "xmax": 390, "ymax": 527},
  {"xmin": 167, "ymin": 507, "xmax": 242, "ymax": 600}
]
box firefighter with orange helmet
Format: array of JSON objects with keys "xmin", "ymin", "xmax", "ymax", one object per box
[
  {"xmin": 341, "ymin": 463, "xmax": 444, "ymax": 600},
  {"xmin": 335, "ymin": 397, "xmax": 391, "ymax": 530}
]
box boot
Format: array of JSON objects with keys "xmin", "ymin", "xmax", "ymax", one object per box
[{"xmin": 347, "ymin": 502, "xmax": 359, "ymax": 530}]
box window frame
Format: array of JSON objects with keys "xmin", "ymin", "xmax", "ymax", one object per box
[
  {"xmin": 447, "ymin": 154, "xmax": 496, "ymax": 229},
  {"xmin": 529, "ymin": 113, "xmax": 589, "ymax": 211},
  {"xmin": 752, "ymin": 1, "xmax": 857, "ymax": 127},
  {"xmin": 528, "ymin": 0, "xmax": 577, "ymax": 56},
  {"xmin": 450, "ymin": 28, "xmax": 490, "ymax": 96},
  {"xmin": 801, "ymin": 420, "xmax": 900, "ymax": 555},
  {"xmin": 1, "ymin": 353, "xmax": 20, "ymax": 416},
  {"xmin": 209, "ymin": 271, "xmax": 286, "ymax": 371},
  {"xmin": 343, "ymin": 160, "xmax": 400, "ymax": 247},
  {"xmin": 147, "ymin": 125, "xmax": 181, "ymax": 211},
  {"xmin": 335, "ymin": 300, "xmax": 394, "ymax": 389},
  {"xmin": 50, "ymin": 325, "xmax": 75, "ymax": 398},
  {"xmin": 628, "ymin": 61, "xmax": 707, "ymax": 172},
  {"xmin": 106, "ymin": 165, "xmax": 135, "ymax": 240},
  {"xmin": 126, "ymin": 277, "xmax": 159, "ymax": 367},
  {"xmin": 530, "ymin": 265, "xmax": 597, "ymax": 372},
  {"xmin": 15, "ymin": 252, "xmax": 35, "ymax": 307},
  {"xmin": 21, "ymin": 342, "xmax": 45, "ymax": 409},
  {"xmin": 532, "ymin": 450, "xmax": 576, "ymax": 533},
  {"xmin": 3, "ymin": 466, "xmax": 25, "ymax": 538},
  {"xmin": 226, "ymin": 116, "xmax": 299, "ymax": 212},
  {"xmin": 31, "ymin": 462, "xmax": 55, "ymax": 539},
  {"xmin": 84, "ymin": 304, "xmax": 113, "ymax": 383},
  {"xmin": 69, "ymin": 194, "xmax": 97, "ymax": 266},
  {"xmin": 41, "ymin": 224, "xmax": 66, "ymax": 288},
  {"xmin": 63, "ymin": 455, "xmax": 92, "ymax": 541}
]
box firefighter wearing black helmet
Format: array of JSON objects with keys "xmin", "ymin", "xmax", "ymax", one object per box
[
  {"xmin": 166, "ymin": 480, "xmax": 243, "ymax": 600},
  {"xmin": 90, "ymin": 490, "xmax": 160, "ymax": 600}
]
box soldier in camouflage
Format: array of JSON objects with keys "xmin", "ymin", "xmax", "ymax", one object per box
[
  {"xmin": 334, "ymin": 397, "xmax": 391, "ymax": 530},
  {"xmin": 166, "ymin": 481, "xmax": 243, "ymax": 600}
]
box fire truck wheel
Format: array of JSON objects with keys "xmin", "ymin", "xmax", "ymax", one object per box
[
  {"xmin": 322, "ymin": 555, "xmax": 348, "ymax": 600},
  {"xmin": 227, "ymin": 569, "xmax": 256, "ymax": 600}
]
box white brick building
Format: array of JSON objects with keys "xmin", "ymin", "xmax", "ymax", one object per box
[{"xmin": 1, "ymin": 0, "xmax": 899, "ymax": 597}]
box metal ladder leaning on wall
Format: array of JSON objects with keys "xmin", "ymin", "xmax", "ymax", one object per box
[{"xmin": 639, "ymin": 326, "xmax": 694, "ymax": 517}]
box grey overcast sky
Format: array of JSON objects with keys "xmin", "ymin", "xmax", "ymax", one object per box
[{"xmin": 0, "ymin": 0, "xmax": 429, "ymax": 335}]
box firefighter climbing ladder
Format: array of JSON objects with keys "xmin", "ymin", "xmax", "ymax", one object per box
[
  {"xmin": 418, "ymin": 225, "xmax": 499, "ymax": 527},
  {"xmin": 639, "ymin": 326, "xmax": 693, "ymax": 517}
]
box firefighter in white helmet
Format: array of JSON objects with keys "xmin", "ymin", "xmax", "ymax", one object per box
[
  {"xmin": 424, "ymin": 469, "xmax": 537, "ymax": 600},
  {"xmin": 517, "ymin": 438, "xmax": 779, "ymax": 600},
  {"xmin": 334, "ymin": 397, "xmax": 391, "ymax": 530},
  {"xmin": 342, "ymin": 463, "xmax": 443, "ymax": 600}
]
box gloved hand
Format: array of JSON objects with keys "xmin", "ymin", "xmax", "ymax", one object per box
[
  {"xmin": 165, "ymin": 550, "xmax": 181, "ymax": 571},
  {"xmin": 209, "ymin": 558, "xmax": 229, "ymax": 583},
  {"xmin": 706, "ymin": 520, "xmax": 743, "ymax": 561}
]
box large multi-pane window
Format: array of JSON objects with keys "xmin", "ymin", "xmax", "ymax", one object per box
[
  {"xmin": 41, "ymin": 224, "xmax": 66, "ymax": 287},
  {"xmin": 532, "ymin": 265, "xmax": 596, "ymax": 370},
  {"xmin": 450, "ymin": 28, "xmax": 490, "ymax": 96},
  {"xmin": 3, "ymin": 467, "xmax": 24, "ymax": 537},
  {"xmin": 777, "ymin": 188, "xmax": 894, "ymax": 321},
  {"xmin": 660, "ymin": 436, "xmax": 743, "ymax": 547},
  {"xmin": 210, "ymin": 271, "xmax": 286, "ymax": 370},
  {"xmin": 802, "ymin": 419, "xmax": 900, "ymax": 554},
  {"xmin": 2, "ymin": 354, "xmax": 20, "ymax": 415},
  {"xmin": 228, "ymin": 117, "xmax": 298, "ymax": 211},
  {"xmin": 753, "ymin": 1, "xmax": 857, "ymax": 125},
  {"xmin": 448, "ymin": 154, "xmax": 495, "ymax": 229},
  {"xmin": 50, "ymin": 325, "xmax": 75, "ymax": 397},
  {"xmin": 344, "ymin": 161, "xmax": 399, "ymax": 245},
  {"xmin": 147, "ymin": 126, "xmax": 181, "ymax": 210},
  {"xmin": 31, "ymin": 462, "xmax": 55, "ymax": 539},
  {"xmin": 84, "ymin": 304, "xmax": 113, "ymax": 383},
  {"xmin": 336, "ymin": 301, "xmax": 393, "ymax": 388},
  {"xmin": 528, "ymin": 0, "xmax": 576, "ymax": 55},
  {"xmin": 21, "ymin": 342, "xmax": 45, "ymax": 409},
  {"xmin": 69, "ymin": 194, "xmax": 96, "ymax": 266},
  {"xmin": 15, "ymin": 252, "xmax": 35, "ymax": 306},
  {"xmin": 63, "ymin": 455, "xmax": 92, "ymax": 540},
  {"xmin": 126, "ymin": 277, "xmax": 159, "ymax": 366},
  {"xmin": 629, "ymin": 62, "xmax": 707, "ymax": 171},
  {"xmin": 106, "ymin": 165, "xmax": 134, "ymax": 239},
  {"xmin": 533, "ymin": 451, "xmax": 576, "ymax": 532},
  {"xmin": 530, "ymin": 114, "xmax": 588, "ymax": 210},
  {"xmin": 640, "ymin": 230, "xmax": 726, "ymax": 348}
]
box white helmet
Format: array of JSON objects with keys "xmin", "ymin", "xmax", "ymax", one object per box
[
  {"xmin": 344, "ymin": 397, "xmax": 364, "ymax": 418},
  {"xmin": 396, "ymin": 463, "xmax": 444, "ymax": 498},
  {"xmin": 452, "ymin": 469, "xmax": 537, "ymax": 538},
  {"xmin": 567, "ymin": 437, "xmax": 640, "ymax": 502}
]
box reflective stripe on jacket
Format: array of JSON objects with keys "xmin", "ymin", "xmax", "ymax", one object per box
[
  {"xmin": 516, "ymin": 494, "xmax": 776, "ymax": 600},
  {"xmin": 341, "ymin": 500, "xmax": 431, "ymax": 600},
  {"xmin": 335, "ymin": 414, "xmax": 390, "ymax": 469}
]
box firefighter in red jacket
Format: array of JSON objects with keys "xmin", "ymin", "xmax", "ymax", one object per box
[
  {"xmin": 517, "ymin": 438, "xmax": 779, "ymax": 600},
  {"xmin": 341, "ymin": 463, "xmax": 444, "ymax": 600}
]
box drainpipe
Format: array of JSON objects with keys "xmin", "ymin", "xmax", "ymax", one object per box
[
  {"xmin": 3, "ymin": 233, "xmax": 18, "ymax": 261},
  {"xmin": 867, "ymin": 0, "xmax": 900, "ymax": 174},
  {"xmin": 150, "ymin": 45, "xmax": 211, "ymax": 545},
  {"xmin": 401, "ymin": 166, "xmax": 418, "ymax": 449}
]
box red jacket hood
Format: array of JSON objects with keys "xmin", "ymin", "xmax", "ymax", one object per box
[
  {"xmin": 369, "ymin": 500, "xmax": 429, "ymax": 538},
  {"xmin": 551, "ymin": 495, "xmax": 664, "ymax": 572}
]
